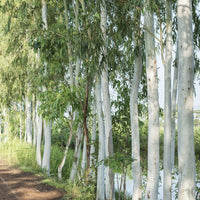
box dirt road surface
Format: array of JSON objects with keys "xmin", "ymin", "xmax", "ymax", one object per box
[{"xmin": 0, "ymin": 161, "xmax": 64, "ymax": 200}]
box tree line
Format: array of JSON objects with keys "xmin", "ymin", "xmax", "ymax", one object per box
[{"xmin": 0, "ymin": 0, "xmax": 199, "ymax": 200}]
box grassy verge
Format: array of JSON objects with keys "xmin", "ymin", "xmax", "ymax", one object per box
[{"xmin": 0, "ymin": 138, "xmax": 95, "ymax": 200}]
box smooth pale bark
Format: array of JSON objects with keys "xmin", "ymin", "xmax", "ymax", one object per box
[
  {"xmin": 42, "ymin": 119, "xmax": 51, "ymax": 175},
  {"xmin": 81, "ymin": 137, "xmax": 87, "ymax": 176},
  {"xmin": 163, "ymin": 1, "xmax": 172, "ymax": 199},
  {"xmin": 57, "ymin": 0, "xmax": 74, "ymax": 180},
  {"xmin": 130, "ymin": 46, "xmax": 142, "ymax": 199},
  {"xmin": 177, "ymin": 0, "xmax": 196, "ymax": 199},
  {"xmin": 58, "ymin": 125, "xmax": 73, "ymax": 179},
  {"xmin": 36, "ymin": 100, "xmax": 42, "ymax": 166},
  {"xmin": 70, "ymin": 125, "xmax": 82, "ymax": 182},
  {"xmin": 19, "ymin": 103, "xmax": 23, "ymax": 140},
  {"xmin": 101, "ymin": 1, "xmax": 115, "ymax": 199},
  {"xmin": 3, "ymin": 107, "xmax": 9, "ymax": 142},
  {"xmin": 41, "ymin": 0, "xmax": 52, "ymax": 175},
  {"xmin": 25, "ymin": 95, "xmax": 32, "ymax": 144},
  {"xmin": 32, "ymin": 96, "xmax": 37, "ymax": 146},
  {"xmin": 144, "ymin": 1, "xmax": 160, "ymax": 199},
  {"xmin": 89, "ymin": 107, "xmax": 97, "ymax": 169},
  {"xmin": 0, "ymin": 116, "xmax": 1, "ymax": 134},
  {"xmin": 95, "ymin": 76, "xmax": 105, "ymax": 200},
  {"xmin": 171, "ymin": 45, "xmax": 178, "ymax": 170}
]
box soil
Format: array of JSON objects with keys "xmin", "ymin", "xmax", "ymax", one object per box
[{"xmin": 0, "ymin": 161, "xmax": 65, "ymax": 200}]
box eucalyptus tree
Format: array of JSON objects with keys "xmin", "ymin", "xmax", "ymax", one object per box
[
  {"xmin": 130, "ymin": 7, "xmax": 143, "ymax": 199},
  {"xmin": 171, "ymin": 41, "xmax": 178, "ymax": 171},
  {"xmin": 58, "ymin": 0, "xmax": 75, "ymax": 180},
  {"xmin": 177, "ymin": 0, "xmax": 196, "ymax": 199},
  {"xmin": 41, "ymin": 0, "xmax": 51, "ymax": 175},
  {"xmin": 144, "ymin": 0, "xmax": 160, "ymax": 199},
  {"xmin": 101, "ymin": 1, "xmax": 115, "ymax": 199},
  {"xmin": 25, "ymin": 94, "xmax": 32, "ymax": 144},
  {"xmin": 163, "ymin": 1, "xmax": 173, "ymax": 199},
  {"xmin": 95, "ymin": 75, "xmax": 105, "ymax": 200}
]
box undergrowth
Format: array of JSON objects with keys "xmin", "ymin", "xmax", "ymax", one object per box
[{"xmin": 0, "ymin": 137, "xmax": 95, "ymax": 200}]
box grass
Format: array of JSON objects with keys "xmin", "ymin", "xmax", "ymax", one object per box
[{"xmin": 0, "ymin": 137, "xmax": 95, "ymax": 200}]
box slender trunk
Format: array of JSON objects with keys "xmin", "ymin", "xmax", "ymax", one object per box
[
  {"xmin": 36, "ymin": 100, "xmax": 42, "ymax": 166},
  {"xmin": 58, "ymin": 0, "xmax": 74, "ymax": 180},
  {"xmin": 101, "ymin": 1, "xmax": 115, "ymax": 199},
  {"xmin": 42, "ymin": 119, "xmax": 51, "ymax": 175},
  {"xmin": 171, "ymin": 44, "xmax": 178, "ymax": 170},
  {"xmin": 90, "ymin": 104, "xmax": 97, "ymax": 179},
  {"xmin": 70, "ymin": 125, "xmax": 82, "ymax": 182},
  {"xmin": 163, "ymin": 1, "xmax": 172, "ymax": 199},
  {"xmin": 95, "ymin": 75, "xmax": 105, "ymax": 200},
  {"xmin": 90, "ymin": 105, "xmax": 97, "ymax": 170},
  {"xmin": 81, "ymin": 136, "xmax": 87, "ymax": 176},
  {"xmin": 144, "ymin": 1, "xmax": 160, "ymax": 199},
  {"xmin": 3, "ymin": 107, "xmax": 9, "ymax": 142},
  {"xmin": 32, "ymin": 96, "xmax": 37, "ymax": 146},
  {"xmin": 19, "ymin": 103, "xmax": 23, "ymax": 140},
  {"xmin": 0, "ymin": 116, "xmax": 2, "ymax": 142},
  {"xmin": 130, "ymin": 11, "xmax": 142, "ymax": 200},
  {"xmin": 25, "ymin": 95, "xmax": 32, "ymax": 144},
  {"xmin": 130, "ymin": 44, "xmax": 142, "ymax": 200},
  {"xmin": 177, "ymin": 0, "xmax": 196, "ymax": 199},
  {"xmin": 58, "ymin": 125, "xmax": 73, "ymax": 179},
  {"xmin": 41, "ymin": 0, "xmax": 52, "ymax": 175}
]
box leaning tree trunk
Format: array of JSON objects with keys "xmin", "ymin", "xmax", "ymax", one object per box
[
  {"xmin": 95, "ymin": 75, "xmax": 105, "ymax": 200},
  {"xmin": 144, "ymin": 1, "xmax": 160, "ymax": 199},
  {"xmin": 177, "ymin": 0, "xmax": 196, "ymax": 199},
  {"xmin": 101, "ymin": 1, "xmax": 115, "ymax": 199},
  {"xmin": 163, "ymin": 1, "xmax": 172, "ymax": 199},
  {"xmin": 57, "ymin": 0, "xmax": 74, "ymax": 180},
  {"xmin": 70, "ymin": 125, "xmax": 82, "ymax": 182}
]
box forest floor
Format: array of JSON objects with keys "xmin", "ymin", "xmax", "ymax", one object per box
[{"xmin": 0, "ymin": 160, "xmax": 65, "ymax": 200}]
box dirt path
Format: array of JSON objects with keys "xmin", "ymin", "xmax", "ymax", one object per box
[{"xmin": 0, "ymin": 162, "xmax": 64, "ymax": 200}]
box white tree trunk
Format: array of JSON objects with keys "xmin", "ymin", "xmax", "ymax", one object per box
[
  {"xmin": 25, "ymin": 95, "xmax": 32, "ymax": 144},
  {"xmin": 101, "ymin": 1, "xmax": 115, "ymax": 199},
  {"xmin": 81, "ymin": 136, "xmax": 87, "ymax": 176},
  {"xmin": 57, "ymin": 0, "xmax": 75, "ymax": 180},
  {"xmin": 144, "ymin": 1, "xmax": 160, "ymax": 199},
  {"xmin": 58, "ymin": 125, "xmax": 73, "ymax": 179},
  {"xmin": 177, "ymin": 0, "xmax": 196, "ymax": 199},
  {"xmin": 163, "ymin": 1, "xmax": 172, "ymax": 199},
  {"xmin": 36, "ymin": 100, "xmax": 42, "ymax": 166},
  {"xmin": 40, "ymin": 1, "xmax": 52, "ymax": 175},
  {"xmin": 3, "ymin": 107, "xmax": 9, "ymax": 142},
  {"xmin": 0, "ymin": 116, "xmax": 2, "ymax": 142},
  {"xmin": 171, "ymin": 43, "xmax": 178, "ymax": 170},
  {"xmin": 89, "ymin": 106, "xmax": 97, "ymax": 169},
  {"xmin": 32, "ymin": 96, "xmax": 37, "ymax": 146},
  {"xmin": 19, "ymin": 103, "xmax": 23, "ymax": 140},
  {"xmin": 95, "ymin": 76, "xmax": 105, "ymax": 200},
  {"xmin": 42, "ymin": 119, "xmax": 51, "ymax": 175},
  {"xmin": 70, "ymin": 125, "xmax": 82, "ymax": 182},
  {"xmin": 130, "ymin": 44, "xmax": 142, "ymax": 200}
]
